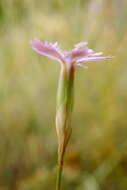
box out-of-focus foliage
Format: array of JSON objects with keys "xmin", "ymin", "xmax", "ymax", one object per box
[{"xmin": 0, "ymin": 0, "xmax": 127, "ymax": 189}]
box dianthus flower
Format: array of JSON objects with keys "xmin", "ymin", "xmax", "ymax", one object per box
[
  {"xmin": 30, "ymin": 39, "xmax": 113, "ymax": 70},
  {"xmin": 30, "ymin": 39, "xmax": 113, "ymax": 190}
]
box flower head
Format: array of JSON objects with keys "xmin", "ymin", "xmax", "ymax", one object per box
[{"xmin": 30, "ymin": 39, "xmax": 113, "ymax": 70}]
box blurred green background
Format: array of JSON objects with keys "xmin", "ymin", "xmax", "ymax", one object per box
[{"xmin": 0, "ymin": 0, "xmax": 127, "ymax": 189}]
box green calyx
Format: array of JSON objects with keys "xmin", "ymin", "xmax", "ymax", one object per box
[{"xmin": 56, "ymin": 64, "xmax": 74, "ymax": 160}]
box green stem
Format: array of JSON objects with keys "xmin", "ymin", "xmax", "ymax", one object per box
[
  {"xmin": 56, "ymin": 150, "xmax": 65, "ymax": 190},
  {"xmin": 56, "ymin": 162, "xmax": 63, "ymax": 190}
]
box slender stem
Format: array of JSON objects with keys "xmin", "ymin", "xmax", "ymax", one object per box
[
  {"xmin": 56, "ymin": 162, "xmax": 63, "ymax": 190},
  {"xmin": 56, "ymin": 147, "xmax": 65, "ymax": 190}
]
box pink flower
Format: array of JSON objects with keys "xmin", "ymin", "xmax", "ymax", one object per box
[
  {"xmin": 30, "ymin": 39, "xmax": 114, "ymax": 190},
  {"xmin": 30, "ymin": 39, "xmax": 113, "ymax": 70}
]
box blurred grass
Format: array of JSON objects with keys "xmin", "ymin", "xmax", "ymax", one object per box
[{"xmin": 0, "ymin": 0, "xmax": 127, "ymax": 189}]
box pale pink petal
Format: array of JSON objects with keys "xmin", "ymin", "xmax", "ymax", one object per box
[
  {"xmin": 74, "ymin": 42, "xmax": 88, "ymax": 49},
  {"xmin": 65, "ymin": 49, "xmax": 90, "ymax": 58},
  {"xmin": 72, "ymin": 49, "xmax": 93, "ymax": 58},
  {"xmin": 30, "ymin": 39, "xmax": 64, "ymax": 63},
  {"xmin": 77, "ymin": 56, "xmax": 114, "ymax": 63},
  {"xmin": 65, "ymin": 48, "xmax": 94, "ymax": 63},
  {"xmin": 90, "ymin": 52, "xmax": 103, "ymax": 56},
  {"xmin": 76, "ymin": 63, "xmax": 88, "ymax": 69},
  {"xmin": 65, "ymin": 41, "xmax": 94, "ymax": 63}
]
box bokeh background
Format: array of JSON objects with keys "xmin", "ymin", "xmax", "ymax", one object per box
[{"xmin": 0, "ymin": 0, "xmax": 127, "ymax": 189}]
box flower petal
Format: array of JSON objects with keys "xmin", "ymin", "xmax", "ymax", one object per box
[
  {"xmin": 90, "ymin": 52, "xmax": 103, "ymax": 56},
  {"xmin": 74, "ymin": 42, "xmax": 88, "ymax": 49},
  {"xmin": 74, "ymin": 49, "xmax": 93, "ymax": 57},
  {"xmin": 65, "ymin": 42, "xmax": 93, "ymax": 63},
  {"xmin": 30, "ymin": 39, "xmax": 64, "ymax": 63},
  {"xmin": 65, "ymin": 48, "xmax": 93, "ymax": 63},
  {"xmin": 77, "ymin": 63, "xmax": 88, "ymax": 69},
  {"xmin": 77, "ymin": 56, "xmax": 114, "ymax": 63}
]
